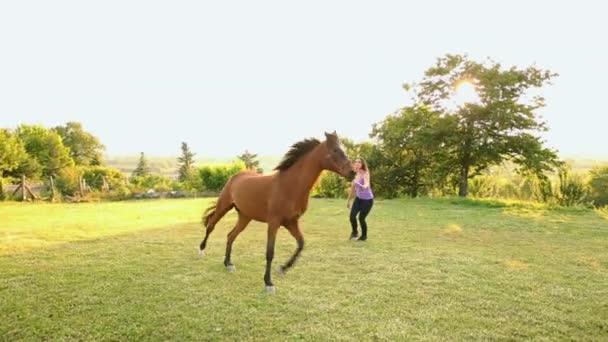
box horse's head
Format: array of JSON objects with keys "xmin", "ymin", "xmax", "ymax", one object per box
[{"xmin": 321, "ymin": 131, "xmax": 355, "ymax": 180}]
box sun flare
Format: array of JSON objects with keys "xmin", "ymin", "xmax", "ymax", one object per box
[{"xmin": 453, "ymin": 80, "xmax": 480, "ymax": 106}]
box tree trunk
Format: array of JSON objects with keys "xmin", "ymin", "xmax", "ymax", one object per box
[{"xmin": 458, "ymin": 164, "xmax": 469, "ymax": 197}]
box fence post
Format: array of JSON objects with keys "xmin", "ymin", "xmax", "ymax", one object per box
[
  {"xmin": 21, "ymin": 175, "xmax": 27, "ymax": 201},
  {"xmin": 50, "ymin": 176, "xmax": 57, "ymax": 202},
  {"xmin": 79, "ymin": 175, "xmax": 84, "ymax": 197}
]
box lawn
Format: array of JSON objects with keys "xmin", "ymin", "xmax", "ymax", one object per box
[{"xmin": 1, "ymin": 198, "xmax": 607, "ymax": 340}]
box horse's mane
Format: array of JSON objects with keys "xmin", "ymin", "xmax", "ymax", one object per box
[{"xmin": 274, "ymin": 138, "xmax": 321, "ymax": 171}]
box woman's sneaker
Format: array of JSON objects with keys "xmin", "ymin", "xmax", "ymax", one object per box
[
  {"xmin": 357, "ymin": 236, "xmax": 367, "ymax": 242},
  {"xmin": 349, "ymin": 233, "xmax": 358, "ymax": 241}
]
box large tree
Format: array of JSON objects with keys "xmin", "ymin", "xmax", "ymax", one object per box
[
  {"xmin": 15, "ymin": 125, "xmax": 74, "ymax": 177},
  {"xmin": 408, "ymin": 54, "xmax": 560, "ymax": 197},
  {"xmin": 177, "ymin": 142, "xmax": 196, "ymax": 182},
  {"xmin": 371, "ymin": 105, "xmax": 450, "ymax": 197},
  {"xmin": 54, "ymin": 122, "xmax": 105, "ymax": 166}
]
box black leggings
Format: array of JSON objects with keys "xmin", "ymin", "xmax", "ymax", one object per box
[{"xmin": 350, "ymin": 197, "xmax": 374, "ymax": 237}]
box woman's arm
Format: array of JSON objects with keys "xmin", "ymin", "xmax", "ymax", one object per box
[{"xmin": 360, "ymin": 172, "xmax": 371, "ymax": 189}]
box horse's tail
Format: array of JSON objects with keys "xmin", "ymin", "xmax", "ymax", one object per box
[
  {"xmin": 201, "ymin": 183, "xmax": 235, "ymax": 228},
  {"xmin": 199, "ymin": 175, "xmax": 238, "ymax": 253},
  {"xmin": 202, "ymin": 204, "xmax": 217, "ymax": 228}
]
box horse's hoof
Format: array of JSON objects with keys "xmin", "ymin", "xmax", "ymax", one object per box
[
  {"xmin": 226, "ymin": 265, "xmax": 236, "ymax": 273},
  {"xmin": 265, "ymin": 285, "xmax": 276, "ymax": 293},
  {"xmin": 199, "ymin": 249, "xmax": 206, "ymax": 257}
]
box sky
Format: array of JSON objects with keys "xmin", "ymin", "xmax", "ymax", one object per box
[{"xmin": 1, "ymin": 1, "xmax": 606, "ymax": 158}]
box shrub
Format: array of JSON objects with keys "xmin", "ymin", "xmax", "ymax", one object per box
[
  {"xmin": 313, "ymin": 171, "xmax": 348, "ymax": 198},
  {"xmin": 529, "ymin": 175, "xmax": 554, "ymax": 204},
  {"xmin": 55, "ymin": 166, "xmax": 82, "ymax": 196},
  {"xmin": 198, "ymin": 162, "xmax": 245, "ymax": 192},
  {"xmin": 468, "ymin": 175, "xmax": 495, "ymax": 198},
  {"xmin": 130, "ymin": 174, "xmax": 174, "ymax": 192},
  {"xmin": 589, "ymin": 166, "xmax": 608, "ymax": 208},
  {"xmin": 554, "ymin": 167, "xmax": 589, "ymax": 207},
  {"xmin": 82, "ymin": 166, "xmax": 126, "ymax": 191}
]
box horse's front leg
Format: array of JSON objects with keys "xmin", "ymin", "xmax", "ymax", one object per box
[
  {"xmin": 279, "ymin": 220, "xmax": 304, "ymax": 274},
  {"xmin": 264, "ymin": 221, "xmax": 280, "ymax": 292}
]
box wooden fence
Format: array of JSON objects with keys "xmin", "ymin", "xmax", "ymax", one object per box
[{"xmin": 0, "ymin": 175, "xmax": 101, "ymax": 202}]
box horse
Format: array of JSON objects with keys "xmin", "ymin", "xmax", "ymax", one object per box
[{"xmin": 199, "ymin": 131, "xmax": 354, "ymax": 292}]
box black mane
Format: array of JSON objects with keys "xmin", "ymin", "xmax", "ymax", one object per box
[{"xmin": 274, "ymin": 138, "xmax": 321, "ymax": 171}]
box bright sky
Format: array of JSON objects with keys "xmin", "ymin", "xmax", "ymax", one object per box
[{"xmin": 1, "ymin": 1, "xmax": 606, "ymax": 158}]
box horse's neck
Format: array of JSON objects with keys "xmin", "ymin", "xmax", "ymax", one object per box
[{"xmin": 281, "ymin": 147, "xmax": 323, "ymax": 203}]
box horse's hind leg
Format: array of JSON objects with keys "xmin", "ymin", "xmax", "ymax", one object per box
[
  {"xmin": 278, "ymin": 220, "xmax": 304, "ymax": 274},
  {"xmin": 223, "ymin": 213, "xmax": 251, "ymax": 271},
  {"xmin": 199, "ymin": 201, "xmax": 234, "ymax": 255}
]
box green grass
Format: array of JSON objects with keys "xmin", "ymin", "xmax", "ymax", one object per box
[{"xmin": 1, "ymin": 198, "xmax": 607, "ymax": 340}]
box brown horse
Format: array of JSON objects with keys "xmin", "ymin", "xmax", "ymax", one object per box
[{"xmin": 199, "ymin": 131, "xmax": 353, "ymax": 291}]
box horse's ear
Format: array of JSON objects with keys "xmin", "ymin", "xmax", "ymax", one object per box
[{"xmin": 325, "ymin": 131, "xmax": 338, "ymax": 140}]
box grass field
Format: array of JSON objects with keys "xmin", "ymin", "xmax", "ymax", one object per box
[{"xmin": 1, "ymin": 198, "xmax": 607, "ymax": 340}]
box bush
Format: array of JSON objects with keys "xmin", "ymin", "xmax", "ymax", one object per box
[
  {"xmin": 130, "ymin": 174, "xmax": 174, "ymax": 193},
  {"xmin": 521, "ymin": 167, "xmax": 589, "ymax": 207},
  {"xmin": 82, "ymin": 166, "xmax": 126, "ymax": 191},
  {"xmin": 528, "ymin": 175, "xmax": 554, "ymax": 204},
  {"xmin": 55, "ymin": 166, "xmax": 82, "ymax": 196},
  {"xmin": 312, "ymin": 171, "xmax": 348, "ymax": 198},
  {"xmin": 468, "ymin": 175, "xmax": 495, "ymax": 198},
  {"xmin": 198, "ymin": 162, "xmax": 245, "ymax": 192},
  {"xmin": 106, "ymin": 185, "xmax": 132, "ymax": 200},
  {"xmin": 554, "ymin": 167, "xmax": 589, "ymax": 207},
  {"xmin": 176, "ymin": 174, "xmax": 204, "ymax": 192},
  {"xmin": 469, "ymin": 174, "xmax": 529, "ymax": 200},
  {"xmin": 589, "ymin": 166, "xmax": 608, "ymax": 208}
]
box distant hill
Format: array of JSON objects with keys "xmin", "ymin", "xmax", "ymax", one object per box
[
  {"xmin": 105, "ymin": 155, "xmax": 281, "ymax": 178},
  {"xmin": 560, "ymin": 157, "xmax": 608, "ymax": 172}
]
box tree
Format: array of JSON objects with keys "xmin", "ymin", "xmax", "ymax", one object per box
[
  {"xmin": 177, "ymin": 142, "xmax": 196, "ymax": 182},
  {"xmin": 0, "ymin": 129, "xmax": 28, "ymax": 178},
  {"xmin": 132, "ymin": 152, "xmax": 151, "ymax": 177},
  {"xmin": 371, "ymin": 105, "xmax": 450, "ymax": 197},
  {"xmin": 408, "ymin": 54, "xmax": 560, "ymax": 196},
  {"xmin": 15, "ymin": 125, "xmax": 74, "ymax": 177},
  {"xmin": 54, "ymin": 122, "xmax": 105, "ymax": 166},
  {"xmin": 237, "ymin": 150, "xmax": 260, "ymax": 171}
]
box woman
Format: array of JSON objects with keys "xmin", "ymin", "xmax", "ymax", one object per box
[{"xmin": 347, "ymin": 157, "xmax": 374, "ymax": 241}]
